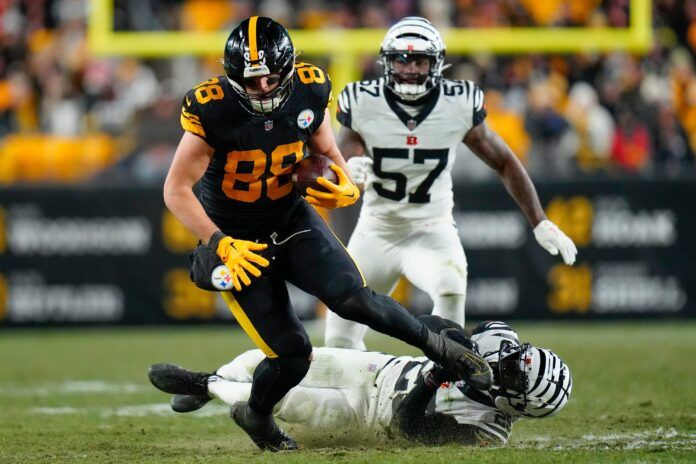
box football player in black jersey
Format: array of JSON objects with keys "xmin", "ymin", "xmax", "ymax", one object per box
[{"xmin": 160, "ymin": 16, "xmax": 492, "ymax": 452}]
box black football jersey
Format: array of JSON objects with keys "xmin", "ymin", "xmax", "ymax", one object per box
[{"xmin": 180, "ymin": 62, "xmax": 332, "ymax": 237}]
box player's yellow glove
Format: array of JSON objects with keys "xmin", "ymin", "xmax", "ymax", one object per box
[
  {"xmin": 305, "ymin": 164, "xmax": 360, "ymax": 209},
  {"xmin": 208, "ymin": 231, "xmax": 269, "ymax": 291}
]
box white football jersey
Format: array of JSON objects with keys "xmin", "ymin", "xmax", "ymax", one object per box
[
  {"xmin": 366, "ymin": 322, "xmax": 519, "ymax": 444},
  {"xmin": 215, "ymin": 323, "xmax": 519, "ymax": 443},
  {"xmin": 337, "ymin": 78, "xmax": 486, "ymax": 221}
]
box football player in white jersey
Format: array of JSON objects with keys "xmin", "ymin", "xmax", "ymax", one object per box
[
  {"xmin": 148, "ymin": 316, "xmax": 572, "ymax": 447},
  {"xmin": 324, "ymin": 17, "xmax": 577, "ymax": 349}
]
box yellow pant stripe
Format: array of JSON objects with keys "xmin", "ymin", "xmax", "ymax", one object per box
[
  {"xmin": 221, "ymin": 292, "xmax": 278, "ymax": 358},
  {"xmin": 248, "ymin": 16, "xmax": 259, "ymax": 64}
]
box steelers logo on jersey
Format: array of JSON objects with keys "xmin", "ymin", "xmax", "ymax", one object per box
[{"xmin": 297, "ymin": 109, "xmax": 315, "ymax": 129}]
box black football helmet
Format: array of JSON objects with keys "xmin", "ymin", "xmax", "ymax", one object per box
[{"xmin": 223, "ymin": 16, "xmax": 295, "ymax": 114}]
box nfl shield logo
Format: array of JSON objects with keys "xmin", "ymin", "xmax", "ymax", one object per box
[
  {"xmin": 264, "ymin": 120, "xmax": 273, "ymax": 131},
  {"xmin": 407, "ymin": 119, "xmax": 417, "ymax": 131}
]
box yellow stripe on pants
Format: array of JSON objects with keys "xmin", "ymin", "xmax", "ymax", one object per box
[{"xmin": 221, "ymin": 292, "xmax": 278, "ymax": 358}]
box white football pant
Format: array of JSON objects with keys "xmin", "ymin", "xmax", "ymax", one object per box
[
  {"xmin": 207, "ymin": 348, "xmax": 394, "ymax": 429},
  {"xmin": 324, "ymin": 215, "xmax": 467, "ymax": 349}
]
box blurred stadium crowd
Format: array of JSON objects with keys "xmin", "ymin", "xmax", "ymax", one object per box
[{"xmin": 0, "ymin": 0, "xmax": 695, "ymax": 184}]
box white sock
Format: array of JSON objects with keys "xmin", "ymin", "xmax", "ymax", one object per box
[
  {"xmin": 432, "ymin": 293, "xmax": 465, "ymax": 327},
  {"xmin": 207, "ymin": 378, "xmax": 252, "ymax": 406}
]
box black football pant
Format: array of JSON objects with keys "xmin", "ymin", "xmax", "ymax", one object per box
[{"xmin": 221, "ymin": 200, "xmax": 428, "ymax": 415}]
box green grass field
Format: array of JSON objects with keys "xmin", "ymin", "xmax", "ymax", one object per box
[{"xmin": 1, "ymin": 321, "xmax": 695, "ymax": 463}]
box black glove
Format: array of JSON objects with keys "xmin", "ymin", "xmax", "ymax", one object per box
[
  {"xmin": 418, "ymin": 314, "xmax": 481, "ymax": 387},
  {"xmin": 423, "ymin": 365, "xmax": 453, "ymax": 389},
  {"xmin": 188, "ymin": 242, "xmax": 226, "ymax": 291},
  {"xmin": 417, "ymin": 314, "xmax": 478, "ymax": 352}
]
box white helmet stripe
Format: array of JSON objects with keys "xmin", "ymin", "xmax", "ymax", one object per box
[
  {"xmin": 474, "ymin": 87, "xmax": 484, "ymax": 111},
  {"xmin": 529, "ymin": 348, "xmax": 547, "ymax": 392},
  {"xmin": 389, "ymin": 18, "xmax": 440, "ymax": 36},
  {"xmin": 338, "ymin": 92, "xmax": 349, "ymax": 112},
  {"xmin": 501, "ymin": 346, "xmax": 572, "ymax": 418}
]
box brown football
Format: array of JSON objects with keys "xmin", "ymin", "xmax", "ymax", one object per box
[{"xmin": 292, "ymin": 154, "xmax": 338, "ymax": 195}]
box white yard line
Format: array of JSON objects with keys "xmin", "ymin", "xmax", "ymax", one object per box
[
  {"xmin": 27, "ymin": 403, "xmax": 696, "ymax": 452},
  {"xmin": 31, "ymin": 403, "xmax": 229, "ymax": 418},
  {"xmin": 515, "ymin": 428, "xmax": 696, "ymax": 451},
  {"xmin": 0, "ymin": 381, "xmax": 147, "ymax": 396}
]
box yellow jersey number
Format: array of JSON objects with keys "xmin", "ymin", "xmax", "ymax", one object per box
[
  {"xmin": 194, "ymin": 77, "xmax": 224, "ymax": 104},
  {"xmin": 295, "ymin": 63, "xmax": 326, "ymax": 85},
  {"xmin": 222, "ymin": 141, "xmax": 304, "ymax": 202}
]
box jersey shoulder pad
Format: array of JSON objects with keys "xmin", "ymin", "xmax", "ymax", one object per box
[
  {"xmin": 180, "ymin": 76, "xmax": 229, "ymax": 142},
  {"xmin": 294, "ymin": 62, "xmax": 332, "ymax": 108},
  {"xmin": 441, "ymin": 79, "xmax": 487, "ymax": 127},
  {"xmin": 336, "ymin": 78, "xmax": 384, "ymax": 129}
]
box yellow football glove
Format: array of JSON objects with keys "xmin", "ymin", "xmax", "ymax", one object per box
[
  {"xmin": 209, "ymin": 231, "xmax": 269, "ymax": 291},
  {"xmin": 305, "ymin": 164, "xmax": 360, "ymax": 209}
]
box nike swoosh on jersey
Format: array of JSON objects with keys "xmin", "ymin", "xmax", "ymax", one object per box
[{"xmin": 186, "ymin": 96, "xmax": 191, "ymax": 106}]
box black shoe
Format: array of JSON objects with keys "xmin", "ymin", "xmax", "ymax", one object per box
[
  {"xmin": 147, "ymin": 363, "xmax": 211, "ymax": 397},
  {"xmin": 230, "ymin": 402, "xmax": 298, "ymax": 452},
  {"xmin": 171, "ymin": 394, "xmax": 212, "ymax": 413},
  {"xmin": 422, "ymin": 331, "xmax": 494, "ymax": 391}
]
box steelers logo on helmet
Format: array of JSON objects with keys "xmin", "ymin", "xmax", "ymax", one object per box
[
  {"xmin": 297, "ymin": 109, "xmax": 314, "ymax": 129},
  {"xmin": 211, "ymin": 265, "xmax": 233, "ymax": 291}
]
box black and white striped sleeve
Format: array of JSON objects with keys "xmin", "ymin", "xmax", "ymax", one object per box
[
  {"xmin": 336, "ymin": 84, "xmax": 354, "ymax": 129},
  {"xmin": 471, "ymin": 83, "xmax": 487, "ymax": 127},
  {"xmin": 463, "ymin": 81, "xmax": 487, "ymax": 127}
]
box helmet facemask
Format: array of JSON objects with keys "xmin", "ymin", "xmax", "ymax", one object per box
[
  {"xmin": 382, "ymin": 51, "xmax": 443, "ymax": 101},
  {"xmin": 493, "ymin": 341, "xmax": 532, "ymax": 410},
  {"xmin": 227, "ymin": 65, "xmax": 294, "ymax": 114},
  {"xmin": 492, "ymin": 342, "xmax": 573, "ymax": 419}
]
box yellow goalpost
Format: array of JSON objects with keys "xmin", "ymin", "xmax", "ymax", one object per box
[{"xmin": 88, "ymin": 0, "xmax": 652, "ymax": 113}]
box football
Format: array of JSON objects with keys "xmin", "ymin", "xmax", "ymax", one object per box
[{"xmin": 292, "ymin": 154, "xmax": 338, "ymax": 195}]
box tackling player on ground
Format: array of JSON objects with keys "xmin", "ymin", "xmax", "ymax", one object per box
[
  {"xmin": 163, "ymin": 16, "xmax": 492, "ymax": 452},
  {"xmin": 149, "ymin": 316, "xmax": 572, "ymax": 447},
  {"xmin": 324, "ymin": 17, "xmax": 577, "ymax": 350}
]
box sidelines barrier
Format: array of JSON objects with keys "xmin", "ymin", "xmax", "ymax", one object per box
[{"xmin": 0, "ymin": 179, "xmax": 694, "ymax": 326}]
